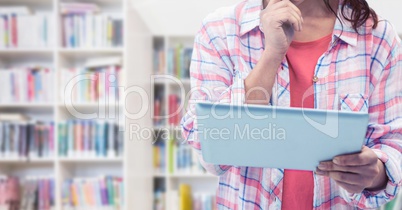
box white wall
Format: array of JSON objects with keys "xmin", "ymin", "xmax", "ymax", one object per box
[
  {"xmin": 131, "ymin": 0, "xmax": 402, "ymax": 35},
  {"xmin": 367, "ymin": 0, "xmax": 402, "ymax": 34}
]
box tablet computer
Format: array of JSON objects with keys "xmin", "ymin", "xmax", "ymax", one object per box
[{"xmin": 195, "ymin": 102, "xmax": 369, "ymax": 171}]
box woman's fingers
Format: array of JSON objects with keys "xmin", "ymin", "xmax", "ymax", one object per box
[
  {"xmin": 267, "ymin": 0, "xmax": 302, "ymax": 18},
  {"xmin": 262, "ymin": 2, "xmax": 303, "ymax": 31},
  {"xmin": 270, "ymin": 7, "xmax": 303, "ymax": 31},
  {"xmin": 317, "ymin": 161, "xmax": 370, "ymax": 174}
]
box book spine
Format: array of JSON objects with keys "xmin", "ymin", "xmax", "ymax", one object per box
[
  {"xmin": 107, "ymin": 121, "xmax": 115, "ymax": 157},
  {"xmin": 99, "ymin": 177, "xmax": 108, "ymax": 206},
  {"xmin": 49, "ymin": 122, "xmax": 55, "ymax": 157},
  {"xmin": 90, "ymin": 121, "xmax": 96, "ymax": 157},
  {"xmin": 106, "ymin": 176, "xmax": 114, "ymax": 206},
  {"xmin": 4, "ymin": 122, "xmax": 10, "ymax": 157},
  {"xmin": 4, "ymin": 15, "xmax": 9, "ymax": 47},
  {"xmin": 13, "ymin": 123, "xmax": 19, "ymax": 158},
  {"xmin": 86, "ymin": 180, "xmax": 94, "ymax": 207},
  {"xmin": 83, "ymin": 120, "xmax": 89, "ymax": 157},
  {"xmin": 27, "ymin": 70, "xmax": 34, "ymax": 102},
  {"xmin": 0, "ymin": 123, "xmax": 3, "ymax": 157},
  {"xmin": 71, "ymin": 181, "xmax": 78, "ymax": 206},
  {"xmin": 58, "ymin": 123, "xmax": 64, "ymax": 157},
  {"xmin": 28, "ymin": 123, "xmax": 35, "ymax": 158},
  {"xmin": 69, "ymin": 14, "xmax": 75, "ymax": 47},
  {"xmin": 10, "ymin": 14, "xmax": 17, "ymax": 48},
  {"xmin": 67, "ymin": 120, "xmax": 74, "ymax": 157},
  {"xmin": 0, "ymin": 16, "xmax": 5, "ymax": 48},
  {"xmin": 62, "ymin": 180, "xmax": 71, "ymax": 207},
  {"xmin": 74, "ymin": 120, "xmax": 82, "ymax": 157}
]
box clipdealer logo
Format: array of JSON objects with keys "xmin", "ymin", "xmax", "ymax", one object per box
[{"xmin": 197, "ymin": 123, "xmax": 286, "ymax": 141}]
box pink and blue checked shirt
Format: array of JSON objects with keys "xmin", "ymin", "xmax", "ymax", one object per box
[{"xmin": 181, "ymin": 0, "xmax": 402, "ymax": 209}]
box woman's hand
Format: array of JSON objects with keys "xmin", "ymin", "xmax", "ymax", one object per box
[
  {"xmin": 261, "ymin": 0, "xmax": 303, "ymax": 56},
  {"xmin": 316, "ymin": 146, "xmax": 388, "ymax": 193}
]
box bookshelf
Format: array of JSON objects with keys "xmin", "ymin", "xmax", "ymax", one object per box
[
  {"xmin": 133, "ymin": 0, "xmax": 240, "ymax": 207},
  {"xmin": 0, "ymin": 0, "xmax": 125, "ymax": 209},
  {"xmin": 0, "ymin": 0, "xmax": 400, "ymax": 209}
]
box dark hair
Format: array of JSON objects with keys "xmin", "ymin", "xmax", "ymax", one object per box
[{"xmin": 324, "ymin": 0, "xmax": 378, "ymax": 32}]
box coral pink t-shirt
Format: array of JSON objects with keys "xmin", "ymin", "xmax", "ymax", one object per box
[{"xmin": 282, "ymin": 34, "xmax": 333, "ymax": 210}]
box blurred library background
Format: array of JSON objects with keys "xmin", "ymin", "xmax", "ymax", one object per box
[{"xmin": 0, "ymin": 0, "xmax": 400, "ymax": 210}]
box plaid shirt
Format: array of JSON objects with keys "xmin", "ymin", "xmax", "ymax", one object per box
[{"xmin": 181, "ymin": 0, "xmax": 402, "ymax": 209}]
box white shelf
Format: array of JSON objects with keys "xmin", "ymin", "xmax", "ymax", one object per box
[
  {"xmin": 0, "ymin": 49, "xmax": 54, "ymax": 54},
  {"xmin": 59, "ymin": 102, "xmax": 123, "ymax": 108},
  {"xmin": 59, "ymin": 157, "xmax": 123, "ymax": 163},
  {"xmin": 0, "ymin": 157, "xmax": 54, "ymax": 164},
  {"xmin": 58, "ymin": 48, "xmax": 123, "ymax": 55},
  {"xmin": 0, "ymin": 103, "xmax": 54, "ymax": 107}
]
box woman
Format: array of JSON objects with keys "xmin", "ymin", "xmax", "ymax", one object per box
[{"xmin": 181, "ymin": 0, "xmax": 402, "ymax": 209}]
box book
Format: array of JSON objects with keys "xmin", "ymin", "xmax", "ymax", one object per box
[
  {"xmin": 0, "ymin": 67, "xmax": 54, "ymax": 104},
  {"xmin": 154, "ymin": 184, "xmax": 166, "ymax": 210},
  {"xmin": 0, "ymin": 120, "xmax": 54, "ymax": 159},
  {"xmin": 165, "ymin": 186, "xmax": 216, "ymax": 210},
  {"xmin": 61, "ymin": 4, "xmax": 123, "ymax": 48},
  {"xmin": 163, "ymin": 135, "xmax": 205, "ymax": 175},
  {"xmin": 62, "ymin": 176, "xmax": 123, "ymax": 209},
  {"xmin": 60, "ymin": 65, "xmax": 121, "ymax": 104},
  {"xmin": 166, "ymin": 45, "xmax": 193, "ymax": 79},
  {"xmin": 0, "ymin": 176, "xmax": 54, "ymax": 210},
  {"xmin": 179, "ymin": 184, "xmax": 192, "ymax": 210},
  {"xmin": 58, "ymin": 120, "xmax": 123, "ymax": 158},
  {"xmin": 0, "ymin": 7, "xmax": 53, "ymax": 49},
  {"xmin": 168, "ymin": 94, "xmax": 182, "ymax": 126},
  {"xmin": 153, "ymin": 136, "xmax": 166, "ymax": 174}
]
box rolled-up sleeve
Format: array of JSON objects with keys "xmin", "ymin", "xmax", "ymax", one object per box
[
  {"xmin": 341, "ymin": 29, "xmax": 402, "ymax": 209},
  {"xmin": 180, "ymin": 19, "xmax": 245, "ymax": 176}
]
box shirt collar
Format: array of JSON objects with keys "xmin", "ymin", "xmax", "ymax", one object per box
[
  {"xmin": 239, "ymin": 0, "xmax": 263, "ymax": 36},
  {"xmin": 238, "ymin": 0, "xmax": 373, "ymax": 46}
]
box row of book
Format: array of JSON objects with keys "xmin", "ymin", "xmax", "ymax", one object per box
[
  {"xmin": 168, "ymin": 94, "xmax": 182, "ymax": 126},
  {"xmin": 154, "ymin": 180, "xmax": 166, "ymax": 210},
  {"xmin": 58, "ymin": 120, "xmax": 123, "ymax": 158},
  {"xmin": 167, "ymin": 184, "xmax": 216, "ymax": 210},
  {"xmin": 61, "ymin": 3, "xmax": 123, "ymax": 48},
  {"xmin": 154, "ymin": 93, "xmax": 183, "ymax": 127},
  {"xmin": 167, "ymin": 46, "xmax": 192, "ymax": 79},
  {"xmin": 192, "ymin": 193, "xmax": 217, "ymax": 210},
  {"xmin": 153, "ymin": 89, "xmax": 165, "ymax": 126},
  {"xmin": 168, "ymin": 139, "xmax": 205, "ymax": 175},
  {"xmin": 60, "ymin": 63, "xmax": 122, "ymax": 103},
  {"xmin": 0, "ymin": 176, "xmax": 55, "ymax": 210},
  {"xmin": 153, "ymin": 136, "xmax": 166, "ymax": 173},
  {"xmin": 62, "ymin": 176, "xmax": 124, "ymax": 209},
  {"xmin": 153, "ymin": 134, "xmax": 205, "ymax": 175},
  {"xmin": 0, "ymin": 7, "xmax": 54, "ymax": 49},
  {"xmin": 153, "ymin": 47, "xmax": 165, "ymax": 75},
  {"xmin": 0, "ymin": 116, "xmax": 54, "ymax": 159},
  {"xmin": 153, "ymin": 45, "xmax": 193, "ymax": 79},
  {"xmin": 0, "ymin": 67, "xmax": 54, "ymax": 104}
]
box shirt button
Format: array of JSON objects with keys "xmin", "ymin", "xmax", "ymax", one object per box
[{"xmin": 312, "ymin": 76, "xmax": 319, "ymax": 83}]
